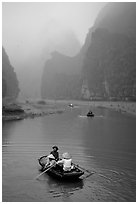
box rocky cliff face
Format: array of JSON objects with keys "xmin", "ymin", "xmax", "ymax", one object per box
[
  {"xmin": 2, "ymin": 47, "xmax": 19, "ymax": 99},
  {"xmin": 41, "ymin": 2, "xmax": 136, "ymax": 101},
  {"xmin": 94, "ymin": 2, "xmax": 136, "ymax": 38},
  {"xmin": 41, "ymin": 51, "xmax": 83, "ymax": 99},
  {"xmin": 82, "ymin": 2, "xmax": 136, "ymax": 100},
  {"xmin": 41, "ymin": 24, "xmax": 93, "ymax": 100}
]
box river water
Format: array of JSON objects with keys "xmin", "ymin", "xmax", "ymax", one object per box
[{"xmin": 2, "ymin": 104, "xmax": 136, "ymax": 201}]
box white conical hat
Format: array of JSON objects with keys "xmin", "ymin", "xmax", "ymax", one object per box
[{"xmin": 62, "ymin": 152, "xmax": 71, "ymax": 159}]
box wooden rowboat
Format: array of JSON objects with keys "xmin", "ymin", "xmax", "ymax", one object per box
[{"xmin": 38, "ymin": 156, "xmax": 84, "ymax": 180}]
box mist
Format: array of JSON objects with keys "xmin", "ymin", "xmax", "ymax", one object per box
[
  {"xmin": 2, "ymin": 2, "xmax": 106, "ymax": 99},
  {"xmin": 2, "ymin": 3, "xmax": 136, "ymax": 202}
]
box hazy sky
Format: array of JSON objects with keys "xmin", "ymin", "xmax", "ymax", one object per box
[
  {"xmin": 2, "ymin": 2, "xmax": 106, "ymax": 98},
  {"xmin": 3, "ymin": 2, "xmax": 106, "ymax": 64}
]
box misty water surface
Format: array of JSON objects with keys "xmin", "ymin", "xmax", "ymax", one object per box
[{"xmin": 2, "ymin": 104, "xmax": 136, "ymax": 202}]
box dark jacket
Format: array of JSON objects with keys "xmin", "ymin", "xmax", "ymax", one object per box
[{"xmin": 50, "ymin": 150, "xmax": 59, "ymax": 161}]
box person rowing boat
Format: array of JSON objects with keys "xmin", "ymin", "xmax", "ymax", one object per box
[
  {"xmin": 43, "ymin": 145, "xmax": 59, "ymax": 169},
  {"xmin": 44, "ymin": 154, "xmax": 56, "ymax": 169},
  {"xmin": 50, "ymin": 145, "xmax": 59, "ymax": 161}
]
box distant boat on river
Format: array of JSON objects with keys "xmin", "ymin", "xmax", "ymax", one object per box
[
  {"xmin": 87, "ymin": 111, "xmax": 94, "ymax": 117},
  {"xmin": 69, "ymin": 103, "xmax": 74, "ymax": 108}
]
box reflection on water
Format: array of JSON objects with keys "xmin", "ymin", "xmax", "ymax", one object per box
[
  {"xmin": 2, "ymin": 121, "xmax": 17, "ymax": 144},
  {"xmin": 41, "ymin": 174, "xmax": 83, "ymax": 201},
  {"xmin": 2, "ymin": 104, "xmax": 136, "ymax": 201}
]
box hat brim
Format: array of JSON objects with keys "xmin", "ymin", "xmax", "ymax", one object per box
[{"xmin": 63, "ymin": 156, "xmax": 71, "ymax": 159}]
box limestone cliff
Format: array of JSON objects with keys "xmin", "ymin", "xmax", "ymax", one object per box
[
  {"xmin": 82, "ymin": 2, "xmax": 136, "ymax": 100},
  {"xmin": 2, "ymin": 47, "xmax": 19, "ymax": 99},
  {"xmin": 41, "ymin": 51, "xmax": 83, "ymax": 99},
  {"xmin": 41, "ymin": 2, "xmax": 136, "ymax": 101}
]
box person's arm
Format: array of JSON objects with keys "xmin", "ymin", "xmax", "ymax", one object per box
[
  {"xmin": 57, "ymin": 152, "xmax": 59, "ymax": 161},
  {"xmin": 57, "ymin": 159, "xmax": 63, "ymax": 164}
]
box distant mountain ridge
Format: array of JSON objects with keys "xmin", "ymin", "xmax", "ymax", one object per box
[
  {"xmin": 41, "ymin": 24, "xmax": 92, "ymax": 100},
  {"xmin": 41, "ymin": 51, "xmax": 83, "ymax": 99}
]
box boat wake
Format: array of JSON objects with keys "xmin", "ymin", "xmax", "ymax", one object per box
[
  {"xmin": 78, "ymin": 115, "xmax": 87, "ymax": 118},
  {"xmin": 94, "ymin": 115, "xmax": 104, "ymax": 118},
  {"xmin": 79, "ymin": 115, "xmax": 104, "ymax": 118}
]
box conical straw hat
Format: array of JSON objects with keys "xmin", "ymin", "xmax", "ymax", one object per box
[{"xmin": 62, "ymin": 152, "xmax": 71, "ymax": 159}]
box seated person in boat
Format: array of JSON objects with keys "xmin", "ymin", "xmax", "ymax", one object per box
[
  {"xmin": 45, "ymin": 154, "xmax": 56, "ymax": 169},
  {"xmin": 56, "ymin": 152, "xmax": 74, "ymax": 171},
  {"xmin": 50, "ymin": 145, "xmax": 59, "ymax": 161}
]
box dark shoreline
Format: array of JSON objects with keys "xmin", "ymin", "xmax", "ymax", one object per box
[{"xmin": 2, "ymin": 101, "xmax": 65, "ymax": 121}]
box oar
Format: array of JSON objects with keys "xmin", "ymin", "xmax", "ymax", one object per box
[
  {"xmin": 73, "ymin": 163, "xmax": 95, "ymax": 174},
  {"xmin": 73, "ymin": 163, "xmax": 95, "ymax": 179},
  {"xmin": 74, "ymin": 163, "xmax": 113, "ymax": 181},
  {"xmin": 35, "ymin": 164, "xmax": 55, "ymax": 180}
]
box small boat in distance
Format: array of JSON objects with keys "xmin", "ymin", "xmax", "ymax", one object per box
[
  {"xmin": 69, "ymin": 103, "xmax": 74, "ymax": 108},
  {"xmin": 38, "ymin": 156, "xmax": 84, "ymax": 180},
  {"xmin": 87, "ymin": 111, "xmax": 94, "ymax": 117}
]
